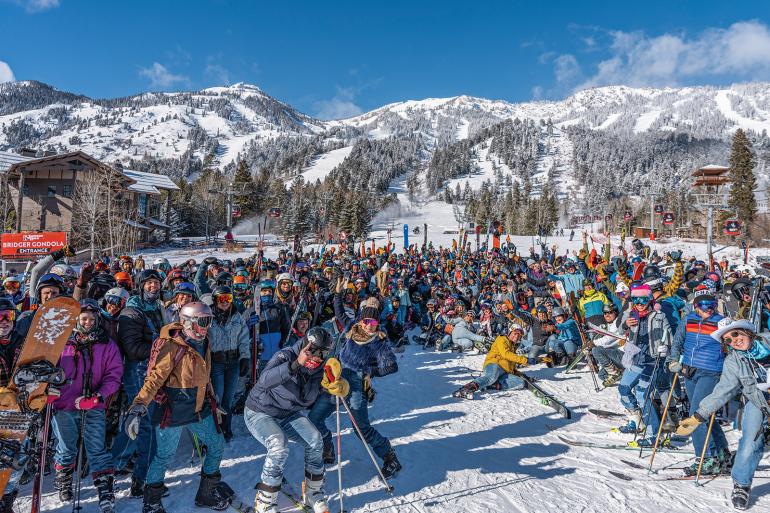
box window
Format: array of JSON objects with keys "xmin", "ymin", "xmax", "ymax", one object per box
[
  {"xmin": 22, "ymin": 184, "xmax": 29, "ymax": 197},
  {"xmin": 47, "ymin": 185, "xmax": 56, "ymax": 197},
  {"xmin": 62, "ymin": 185, "xmax": 73, "ymax": 198}
]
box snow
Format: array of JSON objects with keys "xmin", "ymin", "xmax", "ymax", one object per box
[
  {"xmin": 634, "ymin": 109, "xmax": 662, "ymax": 133},
  {"xmin": 286, "ymin": 146, "xmax": 354, "ymax": 186},
  {"xmin": 715, "ymin": 90, "xmax": 770, "ymax": 134},
  {"xmin": 597, "ymin": 112, "xmax": 621, "ymax": 130}
]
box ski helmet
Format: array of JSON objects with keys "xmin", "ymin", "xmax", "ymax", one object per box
[
  {"xmin": 552, "ymin": 307, "xmax": 567, "ymax": 318},
  {"xmin": 153, "ymin": 257, "xmax": 171, "ymax": 273},
  {"xmin": 304, "ymin": 327, "xmax": 332, "ymax": 358},
  {"xmin": 36, "ymin": 273, "xmax": 65, "ymax": 298},
  {"xmin": 50, "ymin": 264, "xmax": 77, "ymax": 281},
  {"xmin": 173, "ymin": 281, "xmax": 197, "ymax": 299},
  {"xmin": 104, "ymin": 287, "xmax": 130, "ymax": 306},
  {"xmin": 215, "ymin": 271, "xmax": 233, "ymax": 287},
  {"xmin": 76, "ymin": 298, "xmax": 102, "ymax": 334},
  {"xmin": 179, "ymin": 302, "xmax": 213, "ymax": 340},
  {"xmin": 642, "ymin": 265, "xmax": 661, "ymax": 282},
  {"xmin": 602, "ymin": 303, "xmax": 618, "ymax": 314},
  {"xmin": 276, "ymin": 273, "xmax": 293, "ymax": 284}
]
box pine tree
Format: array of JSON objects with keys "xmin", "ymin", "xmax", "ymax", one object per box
[
  {"xmin": 232, "ymin": 159, "xmax": 260, "ymax": 218},
  {"xmin": 728, "ymin": 128, "xmax": 758, "ymax": 226}
]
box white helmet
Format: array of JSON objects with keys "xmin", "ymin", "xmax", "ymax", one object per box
[
  {"xmin": 179, "ymin": 301, "xmax": 213, "ymax": 340},
  {"xmin": 276, "ymin": 272, "xmax": 293, "ymax": 284},
  {"xmin": 50, "ymin": 264, "xmax": 77, "ymax": 280},
  {"xmin": 104, "ymin": 287, "xmax": 130, "ymax": 304}
]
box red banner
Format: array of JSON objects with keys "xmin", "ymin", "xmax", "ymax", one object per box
[{"xmin": 1, "ymin": 232, "xmax": 67, "ymax": 258}]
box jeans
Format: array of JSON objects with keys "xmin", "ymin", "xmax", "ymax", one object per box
[
  {"xmin": 451, "ymin": 326, "xmax": 486, "ymax": 350},
  {"xmin": 618, "ymin": 363, "xmax": 660, "ymax": 437},
  {"xmin": 53, "ymin": 409, "xmax": 114, "ymax": 474},
  {"xmin": 437, "ymin": 334, "xmax": 452, "ymax": 351},
  {"xmin": 244, "ymin": 408, "xmax": 324, "ymax": 488},
  {"xmin": 732, "ymin": 400, "xmax": 768, "ymax": 487},
  {"xmin": 684, "ymin": 369, "xmax": 728, "ymax": 458},
  {"xmin": 146, "ymin": 414, "xmax": 224, "ymax": 485},
  {"xmin": 548, "ymin": 337, "xmax": 578, "ymax": 356},
  {"xmin": 210, "ymin": 359, "xmax": 240, "ymax": 439},
  {"xmin": 592, "ymin": 346, "xmax": 624, "ymax": 378},
  {"xmin": 111, "ymin": 360, "xmax": 156, "ymax": 481},
  {"xmin": 473, "ymin": 364, "xmax": 525, "ymax": 390},
  {"xmin": 308, "ymin": 369, "xmax": 392, "ymax": 460}
]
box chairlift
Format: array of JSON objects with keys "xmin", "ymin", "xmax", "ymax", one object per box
[
  {"xmin": 723, "ymin": 219, "xmax": 741, "ymax": 236},
  {"xmin": 662, "ymin": 212, "xmax": 675, "ymax": 225},
  {"xmin": 231, "ymin": 205, "xmax": 241, "ymax": 218},
  {"xmin": 268, "ymin": 207, "xmax": 282, "ymax": 218}
]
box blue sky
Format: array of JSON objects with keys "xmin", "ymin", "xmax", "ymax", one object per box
[{"xmin": 1, "ymin": 0, "xmax": 770, "ymax": 118}]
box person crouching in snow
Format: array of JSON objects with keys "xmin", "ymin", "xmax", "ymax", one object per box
[
  {"xmin": 123, "ymin": 302, "xmax": 229, "ymax": 513},
  {"xmin": 244, "ymin": 327, "xmax": 340, "ymax": 513},
  {"xmin": 52, "ymin": 299, "xmax": 123, "ymax": 513},
  {"xmin": 453, "ymin": 320, "xmax": 529, "ymax": 399}
]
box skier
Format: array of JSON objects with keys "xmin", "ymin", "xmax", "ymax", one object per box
[
  {"xmin": 244, "ymin": 327, "xmax": 340, "ymax": 513},
  {"xmin": 547, "ymin": 307, "xmax": 581, "ymax": 365},
  {"xmin": 590, "ymin": 303, "xmax": 625, "ymax": 386},
  {"xmin": 52, "ymin": 299, "xmax": 123, "ymax": 513},
  {"xmin": 124, "ymin": 302, "xmax": 230, "ymax": 513},
  {"xmin": 676, "ymin": 317, "xmax": 770, "ymax": 510}
]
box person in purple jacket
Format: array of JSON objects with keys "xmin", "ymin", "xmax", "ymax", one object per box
[{"xmin": 51, "ymin": 299, "xmax": 123, "ymax": 513}]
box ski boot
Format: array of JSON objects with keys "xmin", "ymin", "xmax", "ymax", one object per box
[
  {"xmin": 322, "ymin": 438, "xmax": 336, "ymax": 465},
  {"xmin": 142, "ymin": 482, "xmax": 167, "ymax": 513},
  {"xmin": 93, "ymin": 471, "xmax": 115, "ymax": 513},
  {"xmin": 132, "ymin": 477, "xmax": 169, "ymax": 498},
  {"xmin": 683, "ymin": 457, "xmax": 722, "ymax": 477},
  {"xmin": 601, "ymin": 365, "xmax": 622, "ymax": 387},
  {"xmin": 615, "ymin": 409, "xmax": 643, "ymax": 434},
  {"xmin": 661, "ymin": 408, "xmax": 679, "ymax": 432},
  {"xmin": 54, "ymin": 464, "xmax": 75, "ymax": 502},
  {"xmin": 553, "ymin": 352, "xmax": 567, "ymax": 366},
  {"xmin": 473, "ymin": 339, "xmax": 489, "ymax": 353},
  {"xmin": 540, "ymin": 352, "xmax": 556, "ymax": 368},
  {"xmin": 194, "ymin": 471, "xmax": 230, "ymax": 511},
  {"xmin": 0, "ymin": 490, "xmax": 17, "ymax": 513},
  {"xmin": 732, "ymin": 483, "xmax": 751, "ymax": 510},
  {"xmin": 719, "ymin": 447, "xmax": 734, "ymax": 471},
  {"xmin": 381, "ymin": 448, "xmax": 402, "ymax": 479},
  {"xmin": 254, "ymin": 483, "xmax": 279, "ymax": 513},
  {"xmin": 302, "ymin": 472, "xmax": 328, "ymax": 513},
  {"xmin": 452, "ymin": 382, "xmax": 479, "ymax": 400},
  {"xmin": 628, "ymin": 436, "xmax": 657, "ymax": 448}
]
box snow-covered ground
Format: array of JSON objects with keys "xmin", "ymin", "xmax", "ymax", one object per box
[
  {"xmin": 24, "ymin": 345, "xmax": 770, "ymax": 513},
  {"xmin": 286, "ymin": 146, "xmax": 354, "ymax": 186}
]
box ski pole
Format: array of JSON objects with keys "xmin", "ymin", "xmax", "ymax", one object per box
[
  {"xmin": 695, "ymin": 413, "xmax": 716, "ymax": 486},
  {"xmin": 634, "ymin": 354, "xmax": 661, "ymax": 451},
  {"xmin": 30, "ymin": 403, "xmax": 54, "ymax": 513},
  {"xmin": 648, "ymin": 372, "xmax": 679, "ymax": 473},
  {"xmin": 335, "ymin": 394, "xmax": 344, "ymax": 513},
  {"xmin": 324, "ymin": 365, "xmax": 393, "ymax": 493},
  {"xmin": 72, "ymin": 409, "xmax": 87, "ymax": 513}
]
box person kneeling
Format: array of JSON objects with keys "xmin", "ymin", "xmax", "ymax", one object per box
[
  {"xmin": 243, "ymin": 327, "xmax": 342, "ymax": 513},
  {"xmin": 124, "ymin": 302, "xmax": 230, "ymax": 513},
  {"xmin": 453, "ymin": 320, "xmax": 528, "ymax": 399}
]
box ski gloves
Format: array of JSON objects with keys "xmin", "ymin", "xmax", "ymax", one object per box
[
  {"xmin": 668, "ymin": 360, "xmax": 683, "ymax": 373},
  {"xmin": 75, "ymin": 394, "xmax": 102, "ymax": 410},
  {"xmin": 246, "ymin": 313, "xmax": 259, "ymax": 328},
  {"xmin": 321, "ymin": 357, "xmax": 350, "ymax": 397},
  {"xmin": 125, "ymin": 403, "xmax": 148, "ymax": 440},
  {"xmin": 676, "ymin": 413, "xmax": 706, "ymax": 436}
]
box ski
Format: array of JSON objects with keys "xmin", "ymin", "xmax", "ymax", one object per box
[
  {"xmin": 588, "ymin": 408, "xmax": 626, "ymax": 419},
  {"xmin": 281, "ymin": 480, "xmax": 311, "ymax": 512},
  {"xmin": 556, "ymin": 435, "xmax": 683, "ymax": 453},
  {"xmin": 518, "ymin": 373, "xmax": 572, "ymax": 419}
]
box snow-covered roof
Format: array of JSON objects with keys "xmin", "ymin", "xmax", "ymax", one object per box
[
  {"xmin": 121, "ymin": 168, "xmax": 180, "ymax": 194},
  {"xmin": 124, "ymin": 218, "xmax": 149, "ymax": 230},
  {"xmin": 148, "ymin": 217, "xmax": 170, "ymax": 229},
  {"xmin": 0, "ymin": 151, "xmax": 36, "ymax": 173}
]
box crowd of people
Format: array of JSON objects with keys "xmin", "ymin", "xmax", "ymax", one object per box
[{"xmin": 0, "ymin": 231, "xmax": 767, "ymax": 512}]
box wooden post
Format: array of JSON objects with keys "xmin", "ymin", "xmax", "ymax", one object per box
[
  {"xmin": 15, "ymin": 170, "xmax": 24, "ymax": 233},
  {"xmin": 164, "ymin": 190, "xmax": 172, "ymax": 242}
]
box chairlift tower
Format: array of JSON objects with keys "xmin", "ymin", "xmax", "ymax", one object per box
[
  {"xmin": 692, "ymin": 165, "xmax": 731, "ymax": 270},
  {"xmin": 208, "ymin": 183, "xmax": 249, "ymax": 234}
]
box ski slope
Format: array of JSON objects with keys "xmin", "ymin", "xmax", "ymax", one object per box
[
  {"xmin": 23, "ymin": 345, "xmax": 770, "ymax": 513},
  {"xmin": 286, "ymin": 145, "xmax": 353, "ymax": 186}
]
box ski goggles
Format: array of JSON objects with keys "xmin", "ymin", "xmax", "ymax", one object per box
[
  {"xmin": 362, "ymin": 318, "xmax": 379, "ymax": 328},
  {"xmin": 307, "ymin": 343, "xmax": 330, "ymax": 360},
  {"xmin": 3, "ymin": 282, "xmax": 19, "ymax": 291},
  {"xmin": 191, "ymin": 315, "xmax": 213, "ymax": 328},
  {"xmin": 215, "ymin": 293, "xmax": 233, "ymax": 304},
  {"xmin": 0, "ymin": 310, "xmax": 15, "ymax": 322},
  {"xmin": 233, "ymin": 283, "xmax": 249, "ymax": 292},
  {"xmin": 695, "ymin": 300, "xmax": 718, "ymax": 311},
  {"xmin": 104, "ymin": 295, "xmax": 126, "ymax": 307},
  {"xmin": 631, "ymin": 296, "xmax": 652, "ymax": 305}
]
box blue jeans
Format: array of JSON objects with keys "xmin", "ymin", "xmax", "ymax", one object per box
[
  {"xmin": 732, "ymin": 400, "xmax": 768, "ymax": 487},
  {"xmin": 618, "ymin": 363, "xmax": 660, "ymax": 437},
  {"xmin": 684, "ymin": 369, "xmax": 728, "ymax": 458},
  {"xmin": 548, "ymin": 337, "xmax": 578, "ymax": 356},
  {"xmin": 53, "ymin": 409, "xmax": 114, "ymax": 474},
  {"xmin": 210, "ymin": 359, "xmax": 240, "ymax": 439},
  {"xmin": 473, "ymin": 364, "xmax": 525, "ymax": 390},
  {"xmin": 111, "ymin": 360, "xmax": 157, "ymax": 481},
  {"xmin": 146, "ymin": 414, "xmax": 224, "ymax": 485},
  {"xmin": 308, "ymin": 369, "xmax": 392, "ymax": 459},
  {"xmin": 592, "ymin": 346, "xmax": 624, "ymax": 379},
  {"xmin": 244, "ymin": 408, "xmax": 324, "ymax": 488}
]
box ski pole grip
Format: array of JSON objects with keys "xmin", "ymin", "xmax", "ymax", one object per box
[{"xmin": 324, "ymin": 365, "xmax": 336, "ymax": 383}]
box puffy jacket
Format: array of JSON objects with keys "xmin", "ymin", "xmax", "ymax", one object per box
[
  {"xmin": 338, "ymin": 323, "xmax": 398, "ymax": 377},
  {"xmin": 623, "ymin": 309, "xmax": 672, "ymax": 368},
  {"xmin": 244, "ymin": 339, "xmax": 324, "ymax": 419},
  {"xmin": 54, "ymin": 328, "xmax": 123, "ymax": 412},
  {"xmin": 671, "ymin": 311, "xmax": 724, "ymax": 372},
  {"xmin": 208, "ymin": 306, "xmax": 250, "ymax": 359},
  {"xmin": 484, "ymin": 335, "xmax": 527, "ymax": 374},
  {"xmin": 132, "ymin": 323, "xmax": 213, "ymax": 427},
  {"xmin": 555, "ymin": 319, "xmax": 581, "ymax": 343},
  {"xmin": 548, "ymin": 271, "xmax": 584, "ymax": 296},
  {"xmin": 696, "ymin": 337, "xmax": 770, "ymax": 419},
  {"xmin": 118, "ymin": 295, "xmax": 167, "ymax": 362}
]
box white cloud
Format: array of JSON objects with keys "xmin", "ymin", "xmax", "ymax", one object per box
[
  {"xmin": 138, "ymin": 62, "xmax": 189, "ymax": 89},
  {"xmin": 314, "ymin": 87, "xmax": 363, "ymax": 120},
  {"xmin": 14, "ymin": 0, "xmax": 60, "ymax": 12},
  {"xmin": 0, "ymin": 60, "xmax": 14, "ymax": 83},
  {"xmin": 205, "ymin": 63, "xmax": 231, "ymax": 85},
  {"xmin": 575, "ymin": 20, "xmax": 770, "ymax": 90},
  {"xmin": 553, "ymin": 54, "xmax": 581, "ymax": 85}
]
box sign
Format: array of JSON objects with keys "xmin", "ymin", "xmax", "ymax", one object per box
[
  {"xmin": 723, "ymin": 219, "xmax": 741, "ymax": 236},
  {"xmin": 624, "ymin": 210, "xmax": 632, "ymax": 222},
  {"xmin": 1, "ymin": 232, "xmax": 67, "ymax": 258},
  {"xmin": 662, "ymin": 212, "xmax": 675, "ymax": 225},
  {"xmin": 654, "ymin": 204, "xmax": 664, "ymax": 215}
]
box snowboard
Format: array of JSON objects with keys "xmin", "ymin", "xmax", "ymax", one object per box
[{"xmin": 0, "ymin": 296, "xmax": 80, "ymax": 497}]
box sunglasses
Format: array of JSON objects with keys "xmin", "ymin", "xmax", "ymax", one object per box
[
  {"xmin": 0, "ymin": 310, "xmax": 15, "ymax": 322},
  {"xmin": 722, "ymin": 330, "xmax": 746, "ymax": 346},
  {"xmin": 215, "ymin": 293, "xmax": 233, "ymax": 303},
  {"xmin": 631, "ymin": 297, "xmax": 651, "ymax": 305},
  {"xmin": 695, "ymin": 301, "xmax": 717, "ymax": 310},
  {"xmin": 362, "ymin": 318, "xmax": 379, "ymax": 328},
  {"xmin": 104, "ymin": 295, "xmax": 125, "ymax": 306}
]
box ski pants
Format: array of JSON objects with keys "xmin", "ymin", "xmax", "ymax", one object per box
[
  {"xmin": 592, "ymin": 346, "xmax": 624, "ymax": 378},
  {"xmin": 53, "ymin": 409, "xmax": 114, "ymax": 474},
  {"xmin": 308, "ymin": 368, "xmax": 392, "ymax": 460},
  {"xmin": 244, "ymin": 408, "xmax": 324, "ymax": 488},
  {"xmin": 548, "ymin": 336, "xmax": 578, "ymax": 356},
  {"xmin": 146, "ymin": 414, "xmax": 224, "ymax": 485},
  {"xmin": 472, "ymin": 364, "xmax": 525, "ymax": 391},
  {"xmin": 618, "ymin": 363, "xmax": 660, "ymax": 437},
  {"xmin": 731, "ymin": 399, "xmax": 768, "ymax": 487},
  {"xmin": 451, "ymin": 325, "xmax": 486, "ymax": 350},
  {"xmin": 210, "ymin": 359, "xmax": 240, "ymax": 440},
  {"xmin": 684, "ymin": 369, "xmax": 729, "ymax": 458},
  {"xmin": 111, "ymin": 359, "xmax": 157, "ymax": 481}
]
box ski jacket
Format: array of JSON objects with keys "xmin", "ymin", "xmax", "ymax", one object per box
[
  {"xmin": 253, "ymin": 301, "xmax": 290, "ymax": 363},
  {"xmin": 484, "ymin": 335, "xmax": 527, "ymax": 374},
  {"xmin": 696, "ymin": 338, "xmax": 770, "ymax": 419},
  {"xmin": 132, "ymin": 323, "xmax": 213, "ymax": 427},
  {"xmin": 244, "ymin": 339, "xmax": 324, "ymax": 420},
  {"xmin": 623, "ymin": 309, "xmax": 672, "ymax": 368},
  {"xmin": 555, "ymin": 318, "xmax": 581, "ymax": 344},
  {"xmin": 208, "ymin": 306, "xmax": 250, "ymax": 359},
  {"xmin": 118, "ymin": 295, "xmax": 167, "ymax": 362},
  {"xmin": 670, "ymin": 311, "xmax": 725, "ymax": 372},
  {"xmin": 578, "ymin": 289, "xmax": 609, "ymax": 322},
  {"xmin": 547, "ymin": 271, "xmax": 584, "ymax": 296},
  {"xmin": 338, "ymin": 323, "xmax": 398, "ymax": 378},
  {"xmin": 53, "ymin": 329, "xmax": 123, "ymax": 412}
]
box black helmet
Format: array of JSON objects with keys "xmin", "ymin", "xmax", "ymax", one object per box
[
  {"xmin": 36, "ymin": 273, "xmax": 65, "ymax": 297},
  {"xmin": 87, "ymin": 272, "xmax": 117, "ymax": 300},
  {"xmin": 0, "ymin": 297, "xmax": 16, "ymax": 313},
  {"xmin": 642, "ymin": 265, "xmax": 661, "ymax": 281},
  {"xmin": 76, "ymin": 298, "xmax": 102, "ymax": 334},
  {"xmin": 602, "ymin": 303, "xmax": 618, "ymax": 314},
  {"xmin": 304, "ymin": 327, "xmax": 332, "ymax": 356},
  {"xmin": 137, "ymin": 269, "xmax": 163, "ymax": 289},
  {"xmin": 215, "ymin": 271, "xmax": 233, "ymax": 286},
  {"xmin": 731, "ymin": 278, "xmax": 752, "ymax": 301}
]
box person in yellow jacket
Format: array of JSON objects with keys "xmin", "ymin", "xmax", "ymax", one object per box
[{"xmin": 452, "ymin": 320, "xmax": 528, "ymax": 399}]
